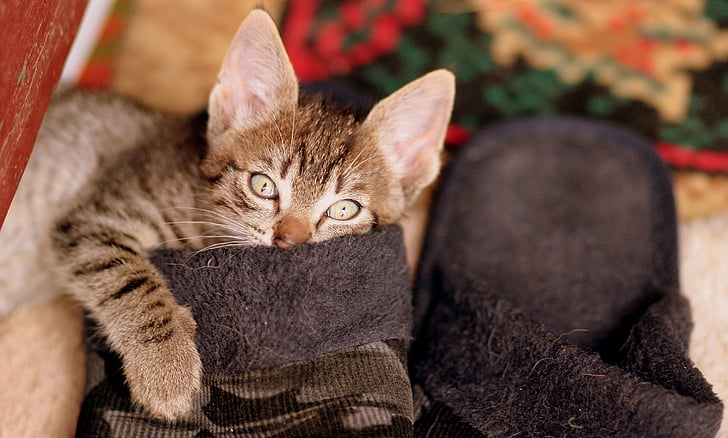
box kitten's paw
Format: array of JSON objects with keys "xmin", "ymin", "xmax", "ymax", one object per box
[{"xmin": 123, "ymin": 305, "xmax": 202, "ymax": 421}]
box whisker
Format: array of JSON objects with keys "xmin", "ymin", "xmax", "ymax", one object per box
[
  {"xmin": 209, "ymin": 198, "xmax": 259, "ymax": 231},
  {"xmin": 263, "ymin": 131, "xmax": 279, "ymax": 153},
  {"xmin": 165, "ymin": 218, "xmax": 246, "ymax": 236},
  {"xmin": 200, "ymin": 239, "xmax": 248, "ymax": 250},
  {"xmin": 166, "ymin": 233, "xmax": 250, "ymax": 243},
  {"xmin": 162, "ymin": 205, "xmax": 263, "ymax": 245},
  {"xmin": 168, "ymin": 206, "xmax": 252, "ymax": 236},
  {"xmin": 341, "ymin": 149, "xmax": 378, "ymax": 177},
  {"xmin": 164, "ymin": 198, "xmax": 267, "ymax": 249},
  {"xmin": 163, "ymin": 220, "xmax": 233, "ymax": 228},
  {"xmin": 193, "ymin": 240, "xmax": 252, "ymax": 255},
  {"xmin": 272, "ymin": 116, "xmax": 285, "ymax": 147},
  {"xmin": 165, "ymin": 206, "xmax": 234, "ymax": 224},
  {"xmin": 343, "ymin": 147, "xmax": 370, "ymax": 173},
  {"xmin": 154, "ymin": 235, "xmax": 235, "ymax": 248},
  {"xmin": 157, "ymin": 235, "xmax": 220, "ymax": 244}
]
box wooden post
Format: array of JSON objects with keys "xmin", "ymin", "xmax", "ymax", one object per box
[{"xmin": 0, "ymin": 0, "xmax": 88, "ymax": 227}]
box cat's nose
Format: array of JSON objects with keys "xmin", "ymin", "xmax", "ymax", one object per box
[{"xmin": 274, "ymin": 216, "xmax": 310, "ymax": 248}]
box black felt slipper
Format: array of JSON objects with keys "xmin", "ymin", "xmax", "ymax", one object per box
[
  {"xmin": 76, "ymin": 226, "xmax": 415, "ymax": 437},
  {"xmin": 410, "ymin": 118, "xmax": 723, "ymax": 437}
]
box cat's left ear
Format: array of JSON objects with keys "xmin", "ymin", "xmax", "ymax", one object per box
[
  {"xmin": 208, "ymin": 9, "xmax": 299, "ymax": 138},
  {"xmin": 362, "ymin": 69, "xmax": 456, "ymax": 205}
]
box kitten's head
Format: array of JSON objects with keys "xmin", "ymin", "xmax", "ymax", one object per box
[{"xmin": 200, "ymin": 9, "xmax": 455, "ymax": 248}]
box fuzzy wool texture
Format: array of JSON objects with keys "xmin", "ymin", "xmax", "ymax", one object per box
[
  {"xmin": 411, "ymin": 118, "xmax": 723, "ymax": 437},
  {"xmin": 85, "ymin": 225, "xmax": 413, "ymax": 372}
]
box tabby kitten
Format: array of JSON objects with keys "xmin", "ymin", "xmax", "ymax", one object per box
[{"xmin": 14, "ymin": 10, "xmax": 454, "ymax": 420}]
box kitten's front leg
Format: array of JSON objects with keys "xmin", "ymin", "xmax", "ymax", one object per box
[
  {"xmin": 52, "ymin": 215, "xmax": 202, "ymax": 420},
  {"xmin": 120, "ymin": 294, "xmax": 201, "ymax": 420}
]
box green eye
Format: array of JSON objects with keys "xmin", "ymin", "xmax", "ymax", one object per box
[
  {"xmin": 326, "ymin": 200, "xmax": 360, "ymax": 221},
  {"xmin": 250, "ymin": 174, "xmax": 277, "ymax": 199}
]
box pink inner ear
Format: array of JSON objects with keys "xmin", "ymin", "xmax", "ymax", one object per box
[
  {"xmin": 220, "ymin": 82, "xmax": 242, "ymax": 131},
  {"xmin": 211, "ymin": 10, "xmax": 299, "ymax": 133},
  {"xmin": 399, "ymin": 133, "xmax": 438, "ymax": 188},
  {"xmin": 219, "ymin": 42, "xmax": 254, "ymax": 130},
  {"xmin": 402, "ymin": 117, "xmax": 443, "ymax": 162},
  {"xmin": 396, "ymin": 99, "xmax": 450, "ymax": 178},
  {"xmin": 220, "ymin": 66, "xmax": 267, "ymax": 131}
]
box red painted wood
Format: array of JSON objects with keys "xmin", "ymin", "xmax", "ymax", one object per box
[{"xmin": 0, "ymin": 0, "xmax": 88, "ymax": 228}]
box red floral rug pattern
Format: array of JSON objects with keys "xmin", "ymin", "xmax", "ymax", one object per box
[{"xmin": 282, "ymin": 0, "xmax": 728, "ymax": 173}]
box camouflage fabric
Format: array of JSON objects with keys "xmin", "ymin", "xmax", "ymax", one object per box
[{"xmin": 77, "ymin": 340, "xmax": 413, "ymax": 437}]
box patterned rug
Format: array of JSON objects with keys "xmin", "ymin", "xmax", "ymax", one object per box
[
  {"xmin": 280, "ymin": 0, "xmax": 728, "ymax": 172},
  {"xmin": 82, "ymin": 0, "xmax": 728, "ymax": 172}
]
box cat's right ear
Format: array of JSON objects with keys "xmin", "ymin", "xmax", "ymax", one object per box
[{"xmin": 208, "ymin": 9, "xmax": 299, "ymax": 139}]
